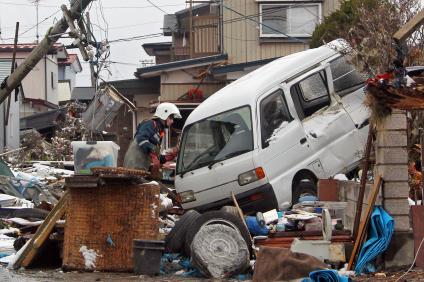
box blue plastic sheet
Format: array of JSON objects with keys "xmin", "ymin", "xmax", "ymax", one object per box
[
  {"xmin": 302, "ymin": 269, "xmax": 351, "ymax": 282},
  {"xmin": 245, "ymin": 216, "xmax": 269, "ymax": 236},
  {"xmin": 354, "ymin": 206, "xmax": 394, "ymax": 274}
]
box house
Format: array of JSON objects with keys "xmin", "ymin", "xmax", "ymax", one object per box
[
  {"xmin": 0, "ymin": 43, "xmax": 69, "ymax": 118},
  {"xmin": 137, "ymin": 0, "xmax": 342, "ymax": 101},
  {"xmin": 129, "ymin": 1, "xmax": 343, "ymax": 148},
  {"xmin": 0, "ymin": 43, "xmax": 82, "ymax": 150},
  {"xmin": 58, "ymin": 54, "xmax": 83, "ymax": 103}
]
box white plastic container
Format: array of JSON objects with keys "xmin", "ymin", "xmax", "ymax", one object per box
[{"xmin": 71, "ymin": 141, "xmax": 120, "ymax": 175}]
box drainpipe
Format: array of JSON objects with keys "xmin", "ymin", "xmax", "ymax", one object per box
[
  {"xmin": 3, "ymin": 103, "xmax": 6, "ymax": 148},
  {"xmin": 44, "ymin": 56, "xmax": 47, "ymax": 101}
]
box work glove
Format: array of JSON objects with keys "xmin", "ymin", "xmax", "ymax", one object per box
[{"xmin": 164, "ymin": 147, "xmax": 179, "ymax": 162}]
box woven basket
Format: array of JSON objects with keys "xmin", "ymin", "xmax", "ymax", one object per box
[{"xmin": 62, "ymin": 181, "xmax": 160, "ymax": 272}]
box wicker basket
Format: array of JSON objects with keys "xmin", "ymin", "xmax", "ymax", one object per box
[{"xmin": 62, "ymin": 178, "xmax": 160, "ymax": 272}]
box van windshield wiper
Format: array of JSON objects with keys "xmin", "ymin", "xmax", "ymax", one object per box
[{"xmin": 207, "ymin": 149, "xmax": 251, "ymax": 169}]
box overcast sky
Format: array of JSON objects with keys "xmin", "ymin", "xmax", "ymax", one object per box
[{"xmin": 0, "ymin": 0, "xmax": 187, "ymax": 86}]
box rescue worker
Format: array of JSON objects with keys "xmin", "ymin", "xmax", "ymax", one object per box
[{"xmin": 123, "ymin": 102, "xmax": 181, "ymax": 178}]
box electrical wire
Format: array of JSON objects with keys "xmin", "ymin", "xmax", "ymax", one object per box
[
  {"xmin": 145, "ymin": 0, "xmax": 169, "ymax": 14},
  {"xmin": 222, "ymin": 4, "xmax": 307, "ymax": 44},
  {"xmin": 394, "ymin": 236, "xmax": 424, "ymax": 282},
  {"xmin": 108, "ymin": 33, "xmax": 163, "ymax": 43},
  {"xmin": 0, "ymin": 1, "xmax": 182, "ymax": 9},
  {"xmin": 222, "ymin": 3, "xmax": 318, "ymax": 25}
]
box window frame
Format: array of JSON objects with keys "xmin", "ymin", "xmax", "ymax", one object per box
[
  {"xmin": 290, "ymin": 70, "xmax": 331, "ymax": 120},
  {"xmin": 259, "ymin": 3, "xmax": 322, "ymax": 38},
  {"xmin": 176, "ymin": 105, "xmax": 254, "ymax": 175},
  {"xmin": 329, "ymin": 55, "xmax": 367, "ymax": 97},
  {"xmin": 259, "ymin": 89, "xmax": 293, "ymax": 148}
]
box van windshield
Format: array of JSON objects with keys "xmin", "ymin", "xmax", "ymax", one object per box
[{"xmin": 177, "ymin": 106, "xmax": 253, "ymax": 174}]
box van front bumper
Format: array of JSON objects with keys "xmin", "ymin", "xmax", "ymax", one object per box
[{"xmin": 194, "ymin": 183, "xmax": 278, "ymax": 215}]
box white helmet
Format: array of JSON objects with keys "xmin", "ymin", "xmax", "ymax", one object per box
[{"xmin": 154, "ymin": 102, "xmax": 182, "ymax": 120}]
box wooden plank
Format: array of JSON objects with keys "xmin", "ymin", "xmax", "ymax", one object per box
[
  {"xmin": 14, "ymin": 191, "xmax": 69, "ymax": 269},
  {"xmin": 347, "ymin": 175, "xmax": 382, "ymax": 271},
  {"xmin": 231, "ymin": 191, "xmax": 252, "ymax": 242},
  {"xmin": 393, "ymin": 10, "xmax": 424, "ymax": 42}
]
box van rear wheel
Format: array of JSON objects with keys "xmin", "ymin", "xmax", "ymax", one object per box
[{"xmin": 292, "ymin": 180, "xmax": 317, "ymax": 205}]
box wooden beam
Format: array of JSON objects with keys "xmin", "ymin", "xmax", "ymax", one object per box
[
  {"xmin": 393, "ymin": 9, "xmax": 424, "ymax": 42},
  {"xmin": 14, "ymin": 192, "xmax": 69, "ymax": 269},
  {"xmin": 347, "ymin": 175, "xmax": 382, "ymax": 271}
]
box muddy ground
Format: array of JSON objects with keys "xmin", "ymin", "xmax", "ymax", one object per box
[
  {"xmin": 1, "ymin": 268, "xmax": 236, "ymax": 282},
  {"xmin": 3, "ymin": 267, "xmax": 424, "ymax": 281}
]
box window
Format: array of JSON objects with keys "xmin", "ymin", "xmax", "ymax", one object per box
[
  {"xmin": 330, "ymin": 56, "xmax": 367, "ymax": 97},
  {"xmin": 260, "ymin": 4, "xmax": 321, "ymax": 38},
  {"xmin": 177, "ymin": 106, "xmax": 253, "ymax": 174},
  {"xmin": 291, "ymin": 71, "xmax": 330, "ymax": 119},
  {"xmin": 260, "ymin": 89, "xmax": 292, "ymax": 147},
  {"xmin": 299, "ymin": 72, "xmax": 328, "ymax": 101}
]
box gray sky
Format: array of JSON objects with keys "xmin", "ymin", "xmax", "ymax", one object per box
[{"xmin": 0, "ymin": 0, "xmax": 187, "ymax": 86}]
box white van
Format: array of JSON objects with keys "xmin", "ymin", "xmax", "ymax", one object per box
[{"xmin": 175, "ymin": 39, "xmax": 369, "ymax": 212}]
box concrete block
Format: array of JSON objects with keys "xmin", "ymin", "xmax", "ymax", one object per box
[
  {"xmin": 384, "ymin": 199, "xmax": 410, "ymax": 216},
  {"xmin": 385, "ymin": 231, "xmax": 414, "ymax": 269},
  {"xmin": 392, "ymin": 215, "xmax": 411, "ymax": 231},
  {"xmin": 375, "ymin": 165, "xmax": 409, "ymax": 181},
  {"xmin": 376, "ymin": 130, "xmax": 408, "ymax": 147},
  {"xmin": 383, "ymin": 182, "xmax": 410, "ymax": 198},
  {"xmin": 379, "ymin": 113, "xmax": 407, "ymax": 130},
  {"xmin": 376, "ymin": 148, "xmax": 408, "ymax": 164}
]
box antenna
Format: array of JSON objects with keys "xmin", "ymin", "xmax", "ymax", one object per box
[{"xmin": 29, "ymin": 0, "xmax": 41, "ymax": 43}]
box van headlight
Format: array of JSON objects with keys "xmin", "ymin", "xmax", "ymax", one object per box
[
  {"xmin": 177, "ymin": 190, "xmax": 196, "ymax": 203},
  {"xmin": 238, "ymin": 167, "xmax": 266, "ymax": 186}
]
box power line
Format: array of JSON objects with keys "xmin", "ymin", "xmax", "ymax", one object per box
[
  {"xmin": 222, "ymin": 4, "xmax": 307, "ymax": 44},
  {"xmin": 0, "ymin": 9, "xmax": 61, "ymax": 40},
  {"xmin": 0, "ymin": 1, "xmax": 182, "ymax": 9},
  {"xmin": 145, "ymin": 0, "xmax": 168, "ymax": 14},
  {"xmin": 108, "ymin": 33, "xmax": 164, "ymax": 43}
]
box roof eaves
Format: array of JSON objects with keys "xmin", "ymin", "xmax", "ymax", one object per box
[
  {"xmin": 135, "ymin": 53, "xmax": 228, "ymax": 78},
  {"xmin": 210, "ymin": 57, "xmax": 280, "ymax": 75}
]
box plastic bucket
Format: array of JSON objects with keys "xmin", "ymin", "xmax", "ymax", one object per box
[{"xmin": 133, "ymin": 239, "xmax": 165, "ymax": 275}]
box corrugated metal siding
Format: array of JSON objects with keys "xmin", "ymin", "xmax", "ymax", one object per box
[
  {"xmin": 0, "ymin": 60, "xmax": 12, "ymax": 82},
  {"xmin": 223, "ymin": 0, "xmax": 341, "ymax": 64},
  {"xmin": 160, "ymin": 83, "xmax": 225, "ymax": 101}
]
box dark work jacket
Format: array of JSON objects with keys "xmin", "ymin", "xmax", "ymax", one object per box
[{"xmin": 123, "ymin": 118, "xmax": 166, "ymax": 170}]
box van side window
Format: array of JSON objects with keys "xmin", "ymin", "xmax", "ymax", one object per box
[
  {"xmin": 260, "ymin": 89, "xmax": 293, "ymax": 147},
  {"xmin": 330, "ymin": 56, "xmax": 367, "ymax": 97},
  {"xmin": 290, "ymin": 71, "xmax": 330, "ymax": 119}
]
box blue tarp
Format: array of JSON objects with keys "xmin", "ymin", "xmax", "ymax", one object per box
[
  {"xmin": 302, "ymin": 269, "xmax": 351, "ymax": 282},
  {"xmin": 355, "ymin": 206, "xmax": 394, "ymax": 274},
  {"xmin": 245, "ymin": 216, "xmax": 269, "ymax": 236}
]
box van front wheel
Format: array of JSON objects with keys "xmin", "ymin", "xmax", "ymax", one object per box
[{"xmin": 292, "ymin": 180, "xmax": 317, "ymax": 205}]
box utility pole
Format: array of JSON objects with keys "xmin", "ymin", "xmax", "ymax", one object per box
[
  {"xmin": 85, "ymin": 12, "xmax": 96, "ymax": 87},
  {"xmin": 0, "ymin": 0, "xmax": 94, "ymax": 105}
]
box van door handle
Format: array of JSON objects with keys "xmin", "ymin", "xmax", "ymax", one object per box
[{"xmin": 300, "ymin": 137, "xmax": 307, "ymax": 144}]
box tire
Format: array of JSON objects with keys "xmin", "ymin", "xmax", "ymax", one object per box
[
  {"xmin": 165, "ymin": 210, "xmax": 200, "ymax": 254},
  {"xmin": 184, "ymin": 210, "xmax": 252, "ymax": 257},
  {"xmin": 292, "ymin": 180, "xmax": 317, "ymax": 205},
  {"xmin": 220, "ymin": 205, "xmax": 239, "ymax": 217}
]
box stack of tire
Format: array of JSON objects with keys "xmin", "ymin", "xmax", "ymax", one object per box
[{"xmin": 165, "ymin": 207, "xmax": 252, "ymax": 278}]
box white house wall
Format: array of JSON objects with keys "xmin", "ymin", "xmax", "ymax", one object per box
[
  {"xmin": 0, "ymin": 53, "xmax": 59, "ymax": 106},
  {"xmin": 0, "ymin": 60, "xmax": 19, "ymax": 150},
  {"xmin": 46, "ymin": 55, "xmax": 59, "ymax": 105},
  {"xmin": 5, "ymin": 94, "xmax": 20, "ymax": 149}
]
